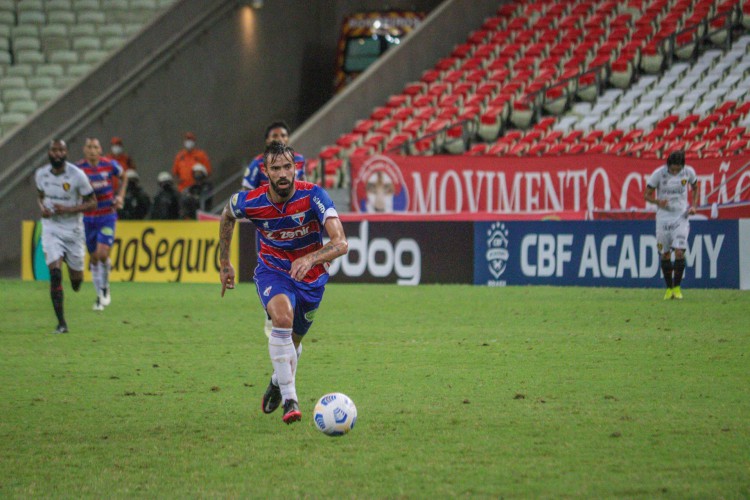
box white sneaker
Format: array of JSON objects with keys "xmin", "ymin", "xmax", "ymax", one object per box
[
  {"xmin": 99, "ymin": 287, "xmax": 111, "ymax": 307},
  {"xmin": 93, "ymin": 298, "xmax": 104, "ymax": 311},
  {"xmin": 264, "ymin": 317, "xmax": 273, "ymax": 339}
]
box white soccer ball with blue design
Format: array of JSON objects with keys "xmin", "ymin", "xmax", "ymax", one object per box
[{"xmin": 313, "ymin": 392, "xmax": 357, "ymax": 436}]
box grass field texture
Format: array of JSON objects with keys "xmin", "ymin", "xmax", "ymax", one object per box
[{"xmin": 1, "ymin": 279, "xmax": 748, "ymax": 498}]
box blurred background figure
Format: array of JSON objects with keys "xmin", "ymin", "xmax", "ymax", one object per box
[
  {"xmin": 150, "ymin": 171, "xmax": 180, "ymax": 220},
  {"xmin": 118, "ymin": 170, "xmax": 151, "ymax": 220},
  {"xmin": 108, "ymin": 136, "xmax": 136, "ymax": 194},
  {"xmin": 180, "ymin": 164, "xmax": 213, "ymax": 219},
  {"xmin": 172, "ymin": 132, "xmax": 212, "ymax": 192},
  {"xmin": 109, "ymin": 137, "xmax": 136, "ymax": 172}
]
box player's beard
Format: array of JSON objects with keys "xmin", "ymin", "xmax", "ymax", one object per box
[
  {"xmin": 49, "ymin": 154, "xmax": 66, "ymax": 169},
  {"xmin": 270, "ymin": 177, "xmax": 293, "ymax": 199}
]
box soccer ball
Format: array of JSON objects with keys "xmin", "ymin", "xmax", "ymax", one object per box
[{"xmin": 313, "ymin": 392, "xmax": 357, "ymax": 436}]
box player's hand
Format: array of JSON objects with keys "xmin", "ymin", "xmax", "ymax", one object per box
[
  {"xmin": 290, "ymin": 256, "xmax": 312, "ymax": 282},
  {"xmin": 52, "ymin": 204, "xmax": 68, "ymax": 214},
  {"xmin": 40, "ymin": 207, "xmax": 54, "ymax": 218},
  {"xmin": 220, "ymin": 263, "xmax": 235, "ymax": 297},
  {"xmin": 658, "ymin": 199, "xmax": 668, "ymax": 208},
  {"xmin": 688, "ymin": 206, "xmax": 696, "ymax": 215},
  {"xmin": 114, "ymin": 195, "xmax": 124, "ymax": 210}
]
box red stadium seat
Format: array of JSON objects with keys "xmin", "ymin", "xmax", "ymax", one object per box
[
  {"xmin": 370, "ymin": 106, "xmax": 392, "ymax": 121},
  {"xmin": 547, "ymin": 143, "xmax": 569, "ymax": 155},
  {"xmin": 319, "ymin": 145, "xmax": 342, "ymax": 161},
  {"xmin": 527, "ymin": 143, "xmax": 549, "ymax": 156},
  {"xmin": 602, "ymin": 130, "xmax": 625, "ymax": 144},
  {"xmin": 467, "ymin": 143, "xmax": 489, "ymax": 156},
  {"xmin": 478, "ymin": 105, "xmax": 507, "ymax": 142},
  {"xmin": 510, "ymin": 99, "xmax": 534, "ymax": 129},
  {"xmin": 392, "ymin": 107, "xmax": 414, "ymax": 122},
  {"xmin": 386, "ymin": 94, "xmax": 409, "ymax": 108}
]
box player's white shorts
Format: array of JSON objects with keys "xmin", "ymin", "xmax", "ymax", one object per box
[
  {"xmin": 656, "ymin": 218, "xmax": 689, "ymax": 254},
  {"xmin": 42, "ymin": 227, "xmax": 86, "ymax": 271}
]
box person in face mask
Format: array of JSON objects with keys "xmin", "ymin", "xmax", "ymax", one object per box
[
  {"xmin": 108, "ymin": 137, "xmax": 136, "ymax": 194},
  {"xmin": 172, "ymin": 131, "xmax": 212, "ymax": 192}
]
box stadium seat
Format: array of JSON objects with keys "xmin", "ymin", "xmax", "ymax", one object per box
[
  {"xmin": 477, "ymin": 105, "xmax": 507, "ymax": 142},
  {"xmin": 443, "ymin": 124, "xmax": 466, "ymax": 155},
  {"xmin": 510, "ymin": 99, "xmax": 534, "ymax": 130}
]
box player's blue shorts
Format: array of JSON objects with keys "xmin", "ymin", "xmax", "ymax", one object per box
[
  {"xmin": 84, "ymin": 214, "xmax": 117, "ymax": 253},
  {"xmin": 253, "ymin": 265, "xmax": 325, "ymax": 336}
]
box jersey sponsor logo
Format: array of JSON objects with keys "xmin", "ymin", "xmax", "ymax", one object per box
[
  {"xmin": 486, "ymin": 222, "xmax": 509, "ymax": 280},
  {"xmin": 102, "ymin": 226, "xmax": 114, "ymax": 236},
  {"xmin": 327, "ymin": 220, "xmax": 421, "ymax": 285},
  {"xmin": 265, "ymin": 225, "xmax": 311, "ymax": 241},
  {"xmin": 90, "ymin": 179, "xmax": 110, "ymax": 190},
  {"xmin": 313, "ymin": 196, "xmax": 326, "ymax": 214},
  {"xmin": 304, "ymin": 308, "xmax": 317, "ymax": 322}
]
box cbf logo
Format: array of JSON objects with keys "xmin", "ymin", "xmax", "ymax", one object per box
[{"xmin": 486, "ymin": 222, "xmax": 509, "ymax": 283}]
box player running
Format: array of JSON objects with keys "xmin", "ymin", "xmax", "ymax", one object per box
[
  {"xmin": 77, "ymin": 137, "xmax": 127, "ymax": 310},
  {"xmin": 644, "ymin": 150, "xmax": 699, "ymax": 300},
  {"xmin": 242, "ymin": 121, "xmax": 306, "ymax": 339},
  {"xmin": 219, "ymin": 141, "xmax": 348, "ymax": 424},
  {"xmin": 35, "ymin": 139, "xmax": 97, "ymax": 333}
]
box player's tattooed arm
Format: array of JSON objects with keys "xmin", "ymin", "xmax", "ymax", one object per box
[
  {"xmin": 219, "ymin": 204, "xmax": 236, "ymax": 296},
  {"xmin": 290, "ymin": 216, "xmax": 348, "ymax": 281}
]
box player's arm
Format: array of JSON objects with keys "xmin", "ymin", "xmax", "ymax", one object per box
[
  {"xmin": 644, "ymin": 185, "xmax": 667, "ymax": 208},
  {"xmin": 37, "ymin": 189, "xmax": 54, "ymax": 218},
  {"xmin": 688, "ymin": 180, "xmax": 700, "ymax": 215},
  {"xmin": 53, "ymin": 192, "xmax": 97, "ymax": 215},
  {"xmin": 115, "ymin": 166, "xmax": 128, "ymax": 210},
  {"xmin": 290, "ymin": 217, "xmax": 348, "ymax": 281},
  {"xmin": 218, "ymin": 203, "xmax": 237, "ymax": 296}
]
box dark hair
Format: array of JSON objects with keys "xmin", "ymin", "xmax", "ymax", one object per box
[
  {"xmin": 264, "ymin": 120, "xmax": 290, "ymax": 139},
  {"xmin": 263, "ymin": 140, "xmax": 296, "ymax": 167},
  {"xmin": 667, "ymin": 150, "xmax": 685, "ymax": 167}
]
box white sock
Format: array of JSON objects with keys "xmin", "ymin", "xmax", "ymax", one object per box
[
  {"xmin": 271, "ymin": 342, "xmax": 302, "ymax": 387},
  {"xmin": 101, "ymin": 258, "xmax": 111, "ymax": 294},
  {"xmin": 268, "ymin": 327, "xmax": 297, "ymax": 403},
  {"xmin": 91, "ymin": 262, "xmax": 102, "ymax": 293}
]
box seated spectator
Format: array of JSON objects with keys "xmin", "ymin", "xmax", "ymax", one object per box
[
  {"xmin": 172, "ymin": 131, "xmax": 212, "ymax": 192},
  {"xmin": 180, "ymin": 164, "xmax": 213, "ymax": 219},
  {"xmin": 118, "ymin": 169, "xmax": 151, "ymax": 220},
  {"xmin": 150, "ymin": 171, "xmax": 181, "ymax": 220}
]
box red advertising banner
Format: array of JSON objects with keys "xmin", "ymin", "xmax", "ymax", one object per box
[{"xmin": 349, "ymin": 153, "xmax": 750, "ymax": 217}]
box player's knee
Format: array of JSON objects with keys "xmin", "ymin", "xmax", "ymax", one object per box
[{"xmin": 270, "ymin": 314, "xmax": 293, "ymax": 330}]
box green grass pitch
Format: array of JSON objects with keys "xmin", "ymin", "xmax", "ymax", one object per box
[{"xmin": 1, "ymin": 279, "xmax": 748, "ymax": 498}]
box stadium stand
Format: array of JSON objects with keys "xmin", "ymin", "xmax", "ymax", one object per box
[
  {"xmin": 314, "ymin": 0, "xmax": 750, "ymax": 187},
  {"xmin": 0, "ymin": 0, "xmax": 175, "ymax": 138}
]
